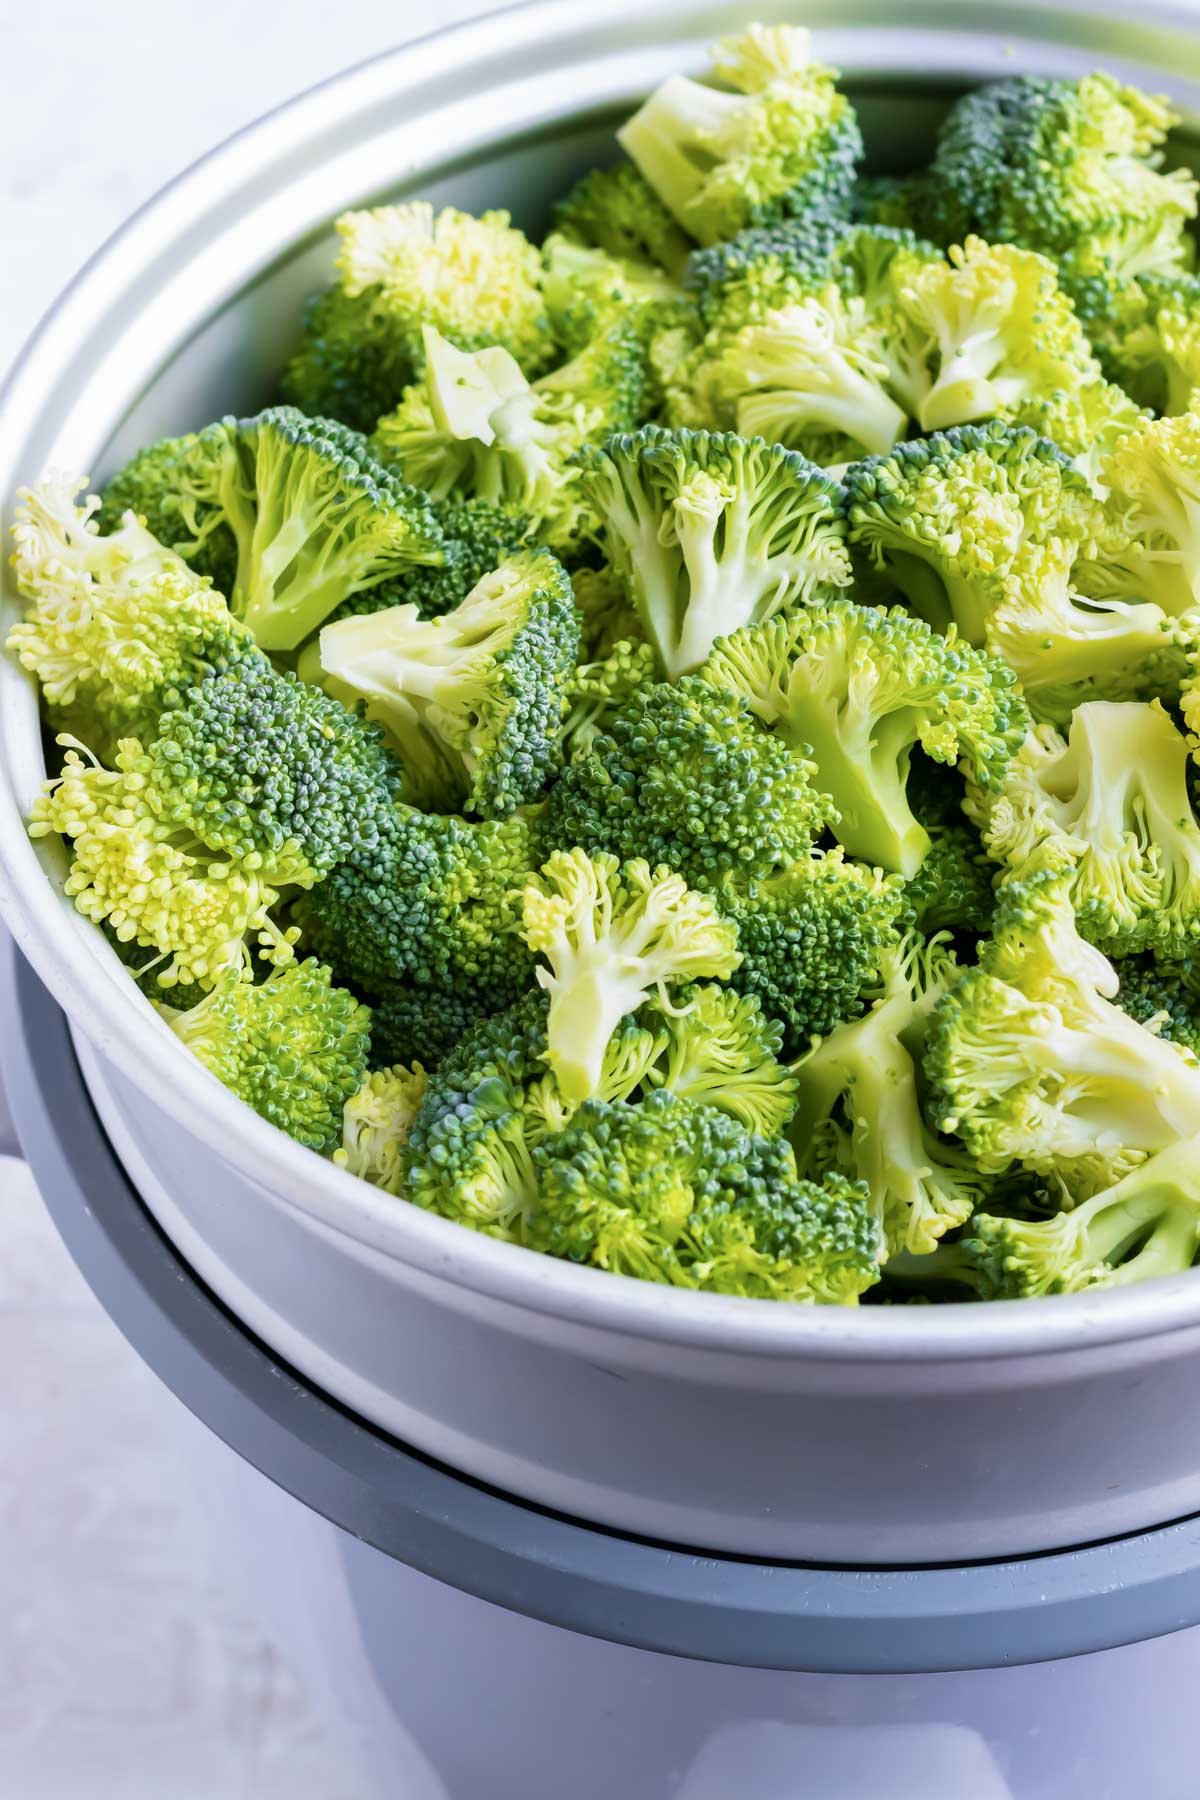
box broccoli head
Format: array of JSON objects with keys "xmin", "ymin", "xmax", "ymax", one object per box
[
  {"xmin": 158, "ymin": 959, "xmax": 371, "ymax": 1153},
  {"xmin": 967, "ymin": 701, "xmax": 1200, "ymax": 960},
  {"xmin": 520, "ymin": 849, "xmax": 740, "ymax": 1104},
  {"xmin": 577, "ymin": 425, "xmax": 851, "ymax": 679},
  {"xmin": 526, "ymin": 1088, "xmax": 879, "ymax": 1302},
  {"xmin": 640, "ymin": 983, "xmax": 799, "ymax": 1138},
  {"xmin": 617, "ymin": 24, "xmax": 861, "ymax": 246},
  {"xmin": 701, "ymin": 601, "xmax": 1028, "ymax": 877},
  {"xmin": 306, "ymin": 548, "xmax": 578, "ymax": 817}
]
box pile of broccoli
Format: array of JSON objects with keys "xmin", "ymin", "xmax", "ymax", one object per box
[{"xmin": 16, "ymin": 23, "xmax": 1200, "ymax": 1306}]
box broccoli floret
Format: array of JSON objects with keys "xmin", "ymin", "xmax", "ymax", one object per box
[
  {"xmin": 569, "ymin": 562, "xmax": 644, "ymax": 662},
  {"xmin": 333, "ymin": 201, "xmax": 552, "ymax": 374},
  {"xmin": 1009, "ymin": 379, "xmax": 1147, "ymax": 494},
  {"xmin": 146, "ymin": 652, "xmax": 403, "ymax": 881},
  {"xmin": 926, "ymin": 74, "xmax": 1197, "ymax": 263},
  {"xmin": 327, "ymin": 496, "xmax": 534, "ymax": 624},
  {"xmin": 844, "ymin": 422, "xmax": 1102, "ymax": 646},
  {"xmin": 371, "ymin": 323, "xmax": 646, "ymax": 552},
  {"xmin": 1086, "ymin": 272, "xmax": 1200, "ymax": 416},
  {"xmin": 898, "ymin": 761, "xmax": 997, "ymax": 937},
  {"xmin": 985, "ymin": 539, "xmax": 1190, "ymax": 726},
  {"xmin": 526, "ymin": 1088, "xmax": 879, "ymax": 1301},
  {"xmin": 168, "ymin": 407, "xmax": 445, "ymax": 652},
  {"xmin": 577, "ymin": 425, "xmax": 850, "ymax": 679},
  {"xmin": 967, "ymin": 701, "xmax": 1200, "ymax": 960},
  {"xmin": 299, "ymin": 803, "xmax": 539, "ymax": 1007},
  {"xmin": 29, "ymin": 741, "xmax": 300, "ymax": 990},
  {"xmin": 640, "ymin": 983, "xmax": 798, "ymax": 1137},
  {"xmin": 617, "ymin": 24, "xmax": 861, "ymax": 247},
  {"xmin": 961, "ymin": 1129, "xmax": 1200, "ymax": 1297},
  {"xmin": 541, "ymin": 231, "xmax": 687, "ymax": 356},
  {"xmin": 7, "ymin": 476, "xmax": 253, "ymax": 755},
  {"xmin": 895, "ymin": 237, "xmax": 1100, "ymax": 435},
  {"xmin": 709, "ymin": 849, "xmax": 904, "ymax": 1056},
  {"xmin": 97, "ymin": 438, "xmax": 238, "ymax": 593},
  {"xmin": 1076, "ymin": 414, "xmax": 1200, "ymax": 619},
  {"xmin": 1116, "ymin": 957, "xmax": 1200, "ymax": 1056},
  {"xmin": 543, "ymin": 674, "xmax": 836, "ymax": 887},
  {"xmin": 519, "ymin": 849, "xmax": 740, "ymax": 1103},
  {"xmin": 684, "ymin": 211, "xmax": 846, "ymax": 331},
  {"xmin": 701, "ymin": 601, "xmax": 1027, "ymax": 877},
  {"xmin": 560, "ymin": 638, "xmax": 659, "ymax": 765},
  {"xmin": 367, "ymin": 983, "xmax": 490, "ymax": 1072},
  {"xmin": 553, "ymin": 162, "xmax": 694, "ymax": 280},
  {"xmin": 158, "ymin": 959, "xmax": 371, "ymax": 1153},
  {"xmin": 792, "ymin": 932, "xmax": 985, "ymax": 1255},
  {"xmin": 924, "ymin": 851, "xmax": 1200, "ymax": 1184},
  {"xmin": 335, "ymin": 1062, "xmax": 429, "ymax": 1193},
  {"xmin": 281, "ymin": 287, "xmax": 417, "ymax": 436},
  {"xmin": 306, "ymin": 548, "xmax": 578, "ymax": 817}
]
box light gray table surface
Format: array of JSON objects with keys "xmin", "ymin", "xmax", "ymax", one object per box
[{"xmin": 0, "ymin": 5, "xmax": 488, "ymax": 1794}]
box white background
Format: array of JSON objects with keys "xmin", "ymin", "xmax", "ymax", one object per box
[{"xmin": 0, "ymin": 5, "xmax": 484, "ymax": 1795}]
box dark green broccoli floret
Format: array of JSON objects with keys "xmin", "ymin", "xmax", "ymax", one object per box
[
  {"xmin": 544, "ymin": 674, "xmax": 835, "ymax": 886},
  {"xmin": 711, "ymin": 850, "xmax": 905, "ymax": 1057},
  {"xmin": 684, "ymin": 211, "xmax": 846, "ymax": 330},
  {"xmin": 577, "ymin": 425, "xmax": 851, "ymax": 679},
  {"xmin": 304, "ymin": 548, "xmax": 579, "ymax": 817},
  {"xmin": 157, "ymin": 960, "xmax": 372, "ymax": 1152},
  {"xmin": 617, "ymin": 24, "xmax": 862, "ymax": 247},
  {"xmin": 527, "ymin": 1090, "xmax": 879, "ymax": 1302},
  {"xmin": 281, "ymin": 287, "xmax": 417, "ymax": 436},
  {"xmin": 559, "ymin": 638, "xmax": 660, "ymax": 765},
  {"xmin": 702, "ymin": 601, "xmax": 1028, "ymax": 878},
  {"xmin": 925, "ymin": 74, "xmax": 1197, "ymax": 263},
  {"xmin": 171, "ymin": 407, "xmax": 445, "ymax": 652}
]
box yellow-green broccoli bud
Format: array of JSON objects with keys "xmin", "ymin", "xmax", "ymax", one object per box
[{"xmin": 335, "ymin": 1063, "xmax": 429, "ymax": 1193}]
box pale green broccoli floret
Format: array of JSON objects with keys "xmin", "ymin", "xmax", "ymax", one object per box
[
  {"xmin": 701, "ymin": 601, "xmax": 1027, "ymax": 877},
  {"xmin": 792, "ymin": 932, "xmax": 985, "ymax": 1256},
  {"xmin": 305, "ymin": 548, "xmax": 578, "ymax": 817},
  {"xmin": 167, "ymin": 407, "xmax": 445, "ymax": 652},
  {"xmin": 335, "ymin": 1063, "xmax": 429, "ymax": 1193},
  {"xmin": 967, "ymin": 701, "xmax": 1200, "ymax": 960},
  {"xmin": 926, "ymin": 73, "xmax": 1197, "ymax": 263},
  {"xmin": 1009, "ymin": 379, "xmax": 1147, "ymax": 493},
  {"xmin": 894, "ymin": 237, "xmax": 1100, "ymax": 435},
  {"xmin": 526, "ymin": 1089, "xmax": 879, "ymax": 1301},
  {"xmin": 370, "ymin": 322, "xmax": 646, "ymax": 551},
  {"xmin": 641, "ymin": 983, "xmax": 799, "ymax": 1137},
  {"xmin": 520, "ymin": 849, "xmax": 740, "ymax": 1104},
  {"xmin": 1076, "ymin": 414, "xmax": 1200, "ymax": 618},
  {"xmin": 617, "ymin": 24, "xmax": 861, "ymax": 247},
  {"xmin": 29, "ymin": 741, "xmax": 300, "ymax": 990},
  {"xmin": 924, "ymin": 851, "xmax": 1200, "ymax": 1186},
  {"xmin": 553, "ymin": 162, "xmax": 694, "ymax": 280},
  {"xmin": 541, "ymin": 231, "xmax": 686, "ymax": 352},
  {"xmin": 961, "ymin": 1129, "xmax": 1200, "ymax": 1297},
  {"xmin": 7, "ymin": 474, "xmax": 253, "ymax": 755},
  {"xmin": 985, "ymin": 539, "xmax": 1190, "ymax": 726},
  {"xmin": 157, "ymin": 959, "xmax": 371, "ymax": 1153},
  {"xmin": 844, "ymin": 422, "xmax": 1103, "ymax": 646},
  {"xmin": 577, "ymin": 425, "xmax": 851, "ymax": 679},
  {"xmin": 1088, "ymin": 273, "xmax": 1200, "ymax": 416},
  {"xmin": 334, "ymin": 201, "xmax": 552, "ymax": 373}
]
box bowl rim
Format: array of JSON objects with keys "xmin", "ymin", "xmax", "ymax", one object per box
[{"xmin": 7, "ymin": 0, "xmax": 1200, "ymax": 1364}]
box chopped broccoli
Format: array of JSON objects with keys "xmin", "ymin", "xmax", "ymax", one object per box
[
  {"xmin": 617, "ymin": 24, "xmax": 861, "ymax": 246},
  {"xmin": 541, "ymin": 231, "xmax": 687, "ymax": 355},
  {"xmin": 967, "ymin": 701, "xmax": 1200, "ymax": 960},
  {"xmin": 8, "ymin": 475, "xmax": 253, "ymax": 755},
  {"xmin": 526, "ymin": 1089, "xmax": 879, "ymax": 1301},
  {"xmin": 844, "ymin": 422, "xmax": 1102, "ymax": 646},
  {"xmin": 29, "ymin": 741, "xmax": 300, "ymax": 990},
  {"xmin": 169, "ymin": 407, "xmax": 446, "ymax": 651},
  {"xmin": 926, "ymin": 74, "xmax": 1197, "ymax": 263},
  {"xmin": 709, "ymin": 849, "xmax": 905, "ymax": 1056},
  {"xmin": 553, "ymin": 162, "xmax": 694, "ymax": 280},
  {"xmin": 961, "ymin": 1130, "xmax": 1200, "ymax": 1297},
  {"xmin": 701, "ymin": 601, "xmax": 1027, "ymax": 877},
  {"xmin": 306, "ymin": 548, "xmax": 578, "ymax": 817},
  {"xmin": 334, "ymin": 201, "xmax": 552, "ymax": 373},
  {"xmin": 544, "ymin": 673, "xmax": 835, "ymax": 887},
  {"xmin": 641, "ymin": 983, "xmax": 799, "ymax": 1137},
  {"xmin": 1009, "ymin": 379, "xmax": 1147, "ymax": 494},
  {"xmin": 793, "ymin": 932, "xmax": 985, "ymax": 1255},
  {"xmin": 335, "ymin": 1062, "xmax": 429, "ymax": 1192},
  {"xmin": 1086, "ymin": 272, "xmax": 1200, "ymax": 416},
  {"xmin": 577, "ymin": 425, "xmax": 851, "ymax": 679},
  {"xmin": 924, "ymin": 851, "xmax": 1200, "ymax": 1186},
  {"xmin": 519, "ymin": 849, "xmax": 740, "ymax": 1103},
  {"xmin": 158, "ymin": 959, "xmax": 371, "ymax": 1153},
  {"xmin": 684, "ymin": 211, "xmax": 847, "ymax": 331},
  {"xmin": 368, "ymin": 983, "xmax": 491, "ymax": 1072}
]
